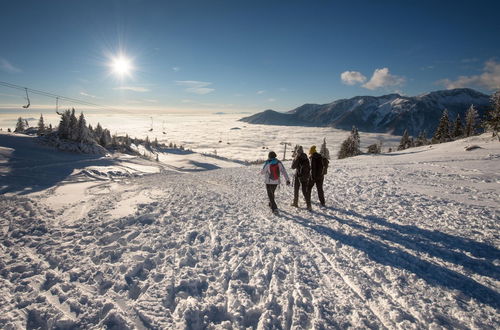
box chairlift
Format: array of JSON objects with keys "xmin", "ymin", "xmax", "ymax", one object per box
[
  {"xmin": 55, "ymin": 97, "xmax": 62, "ymax": 115},
  {"xmin": 162, "ymin": 121, "xmax": 166, "ymax": 134},
  {"xmin": 148, "ymin": 117, "xmax": 153, "ymax": 132},
  {"xmin": 22, "ymin": 88, "xmax": 30, "ymax": 109}
]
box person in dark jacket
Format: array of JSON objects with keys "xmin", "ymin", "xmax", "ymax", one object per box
[
  {"xmin": 307, "ymin": 145, "xmax": 325, "ymax": 208},
  {"xmin": 291, "ymin": 146, "xmax": 311, "ymax": 209}
]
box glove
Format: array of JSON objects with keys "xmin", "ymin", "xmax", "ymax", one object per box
[{"xmin": 286, "ymin": 180, "xmax": 291, "ymax": 186}]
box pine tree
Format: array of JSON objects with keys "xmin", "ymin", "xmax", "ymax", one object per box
[
  {"xmin": 58, "ymin": 109, "xmax": 71, "ymax": 139},
  {"xmin": 319, "ymin": 138, "xmax": 330, "ymax": 160},
  {"xmin": 152, "ymin": 137, "xmax": 158, "ymax": 148},
  {"xmin": 464, "ymin": 104, "xmax": 478, "ymax": 137},
  {"xmin": 77, "ymin": 112, "xmax": 93, "ymax": 143},
  {"xmin": 99, "ymin": 129, "xmax": 111, "ymax": 147},
  {"xmin": 94, "ymin": 123, "xmax": 103, "ymax": 140},
  {"xmin": 415, "ymin": 130, "xmax": 429, "ymax": 147},
  {"xmin": 432, "ymin": 109, "xmax": 451, "ymax": 143},
  {"xmin": 144, "ymin": 136, "xmax": 151, "ymax": 149},
  {"xmin": 452, "ymin": 114, "xmax": 463, "ymax": 139},
  {"xmin": 15, "ymin": 117, "xmax": 25, "ymax": 132},
  {"xmin": 69, "ymin": 108, "xmax": 78, "ymax": 141},
  {"xmin": 398, "ymin": 129, "xmax": 411, "ymax": 150},
  {"xmin": 47, "ymin": 124, "xmax": 53, "ymax": 133},
  {"xmin": 484, "ymin": 90, "xmax": 500, "ymax": 140},
  {"xmin": 37, "ymin": 114, "xmax": 45, "ymax": 136},
  {"xmin": 337, "ymin": 127, "xmax": 362, "ymax": 159}
]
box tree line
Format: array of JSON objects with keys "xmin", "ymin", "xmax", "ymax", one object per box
[{"xmin": 12, "ymin": 109, "xmax": 185, "ymax": 157}]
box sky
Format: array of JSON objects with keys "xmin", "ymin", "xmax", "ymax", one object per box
[{"xmin": 0, "ymin": 0, "xmax": 499, "ymax": 114}]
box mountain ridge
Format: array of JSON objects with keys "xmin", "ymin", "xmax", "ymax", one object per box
[{"xmin": 240, "ymin": 88, "xmax": 492, "ymax": 136}]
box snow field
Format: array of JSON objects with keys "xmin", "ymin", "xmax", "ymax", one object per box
[{"xmin": 0, "ymin": 134, "xmax": 499, "ymax": 329}]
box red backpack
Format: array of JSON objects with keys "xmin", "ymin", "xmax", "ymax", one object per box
[{"xmin": 269, "ymin": 162, "xmax": 280, "ymax": 180}]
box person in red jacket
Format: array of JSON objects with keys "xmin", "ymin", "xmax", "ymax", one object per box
[{"xmin": 307, "ymin": 145, "xmax": 325, "ymax": 208}]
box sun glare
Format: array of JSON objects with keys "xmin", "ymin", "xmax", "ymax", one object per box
[{"xmin": 110, "ymin": 55, "xmax": 133, "ymax": 79}]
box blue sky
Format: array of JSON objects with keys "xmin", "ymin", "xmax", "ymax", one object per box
[{"xmin": 0, "ymin": 0, "xmax": 499, "ymax": 113}]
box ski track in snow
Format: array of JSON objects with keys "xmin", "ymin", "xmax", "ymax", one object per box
[{"xmin": 1, "ymin": 138, "xmax": 500, "ymax": 329}]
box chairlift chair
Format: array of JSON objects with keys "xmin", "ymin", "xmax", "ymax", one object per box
[{"xmin": 22, "ymin": 88, "xmax": 30, "ymax": 109}]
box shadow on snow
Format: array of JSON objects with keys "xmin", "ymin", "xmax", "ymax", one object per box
[{"xmin": 280, "ymin": 209, "xmax": 500, "ymax": 309}]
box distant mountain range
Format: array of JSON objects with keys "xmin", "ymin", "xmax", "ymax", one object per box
[{"xmin": 240, "ymin": 88, "xmax": 491, "ymax": 136}]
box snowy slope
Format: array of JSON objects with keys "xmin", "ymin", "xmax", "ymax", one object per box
[{"xmin": 0, "ymin": 134, "xmax": 499, "ymax": 329}]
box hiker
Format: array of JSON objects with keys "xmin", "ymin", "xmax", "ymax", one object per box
[
  {"xmin": 307, "ymin": 145, "xmax": 326, "ymax": 207},
  {"xmin": 291, "ymin": 145, "xmax": 311, "ymax": 209},
  {"xmin": 261, "ymin": 151, "xmax": 290, "ymax": 214}
]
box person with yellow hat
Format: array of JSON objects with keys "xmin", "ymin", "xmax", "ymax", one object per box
[{"xmin": 307, "ymin": 145, "xmax": 326, "ymax": 208}]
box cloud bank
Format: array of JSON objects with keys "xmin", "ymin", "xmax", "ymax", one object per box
[
  {"xmin": 341, "ymin": 67, "xmax": 404, "ymax": 90},
  {"xmin": 438, "ymin": 60, "xmax": 500, "ymax": 91},
  {"xmin": 113, "ymin": 86, "xmax": 150, "ymax": 92}
]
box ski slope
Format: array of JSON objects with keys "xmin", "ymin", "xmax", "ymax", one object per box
[{"xmin": 1, "ymin": 133, "xmax": 499, "ymax": 329}]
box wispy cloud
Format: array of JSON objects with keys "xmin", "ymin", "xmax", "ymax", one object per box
[
  {"xmin": 257, "ymin": 90, "xmax": 266, "ymax": 94},
  {"xmin": 437, "ymin": 59, "xmax": 500, "ymax": 91},
  {"xmin": 340, "ymin": 71, "xmax": 367, "ymax": 85},
  {"xmin": 0, "ymin": 58, "xmax": 21, "ymax": 73},
  {"xmin": 172, "ymin": 67, "xmax": 181, "ymax": 72},
  {"xmin": 113, "ymin": 86, "xmax": 150, "ymax": 92},
  {"xmin": 176, "ymin": 80, "xmax": 215, "ymax": 95},
  {"xmin": 268, "ymin": 98, "xmax": 276, "ymax": 102},
  {"xmin": 80, "ymin": 91, "xmax": 99, "ymax": 98}
]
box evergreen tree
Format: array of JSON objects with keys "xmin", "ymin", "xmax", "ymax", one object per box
[
  {"xmin": 152, "ymin": 137, "xmax": 158, "ymax": 148},
  {"xmin": 47, "ymin": 124, "xmax": 53, "ymax": 133},
  {"xmin": 58, "ymin": 109, "xmax": 71, "ymax": 139},
  {"xmin": 484, "ymin": 90, "xmax": 500, "ymax": 140},
  {"xmin": 415, "ymin": 130, "xmax": 429, "ymax": 147},
  {"xmin": 337, "ymin": 127, "xmax": 362, "ymax": 159},
  {"xmin": 69, "ymin": 108, "xmax": 78, "ymax": 140},
  {"xmin": 464, "ymin": 104, "xmax": 478, "ymax": 137},
  {"xmin": 15, "ymin": 117, "xmax": 26, "ymax": 132},
  {"xmin": 319, "ymin": 137, "xmax": 330, "ymax": 159},
  {"xmin": 452, "ymin": 114, "xmax": 463, "ymax": 139},
  {"xmin": 37, "ymin": 114, "xmax": 45, "ymax": 136},
  {"xmin": 144, "ymin": 136, "xmax": 151, "ymax": 149},
  {"xmin": 169, "ymin": 141, "xmax": 173, "ymax": 148},
  {"xmin": 432, "ymin": 109, "xmax": 451, "ymax": 143},
  {"xmin": 398, "ymin": 129, "xmax": 411, "ymax": 150},
  {"xmin": 77, "ymin": 112, "xmax": 93, "ymax": 143},
  {"xmin": 111, "ymin": 134, "xmax": 119, "ymax": 149},
  {"xmin": 99, "ymin": 129, "xmax": 112, "ymax": 147},
  {"xmin": 94, "ymin": 123, "xmax": 103, "ymax": 140}
]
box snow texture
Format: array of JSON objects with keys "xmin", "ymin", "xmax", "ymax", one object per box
[{"xmin": 0, "ymin": 132, "xmax": 499, "ymax": 329}]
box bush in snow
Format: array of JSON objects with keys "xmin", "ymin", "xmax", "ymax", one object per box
[
  {"xmin": 338, "ymin": 126, "xmax": 361, "ymax": 159},
  {"xmin": 483, "ymin": 90, "xmax": 500, "ymax": 140}
]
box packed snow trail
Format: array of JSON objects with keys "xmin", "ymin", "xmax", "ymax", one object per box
[{"xmin": 1, "ymin": 136, "xmax": 499, "ymax": 329}]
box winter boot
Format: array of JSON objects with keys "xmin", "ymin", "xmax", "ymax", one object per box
[{"xmin": 291, "ymin": 200, "xmax": 298, "ymax": 207}]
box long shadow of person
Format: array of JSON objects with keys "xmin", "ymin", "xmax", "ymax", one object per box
[{"xmin": 280, "ymin": 211, "xmax": 500, "ymax": 310}]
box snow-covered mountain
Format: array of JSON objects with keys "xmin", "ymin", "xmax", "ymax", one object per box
[
  {"xmin": 240, "ymin": 88, "xmax": 491, "ymax": 136},
  {"xmin": 1, "ymin": 131, "xmax": 499, "ymax": 328}
]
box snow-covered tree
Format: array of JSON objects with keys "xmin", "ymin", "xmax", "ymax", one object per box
[
  {"xmin": 15, "ymin": 117, "xmax": 26, "ymax": 132},
  {"xmin": 37, "ymin": 114, "xmax": 46, "ymax": 136},
  {"xmin": 69, "ymin": 108, "xmax": 78, "ymax": 140},
  {"xmin": 58, "ymin": 109, "xmax": 71, "ymax": 139},
  {"xmin": 338, "ymin": 126, "xmax": 362, "ymax": 159},
  {"xmin": 452, "ymin": 114, "xmax": 463, "ymax": 139},
  {"xmin": 464, "ymin": 104, "xmax": 478, "ymax": 137},
  {"xmin": 319, "ymin": 138, "xmax": 330, "ymax": 160},
  {"xmin": 144, "ymin": 136, "xmax": 151, "ymax": 149},
  {"xmin": 398, "ymin": 129, "xmax": 411, "ymax": 150},
  {"xmin": 77, "ymin": 112, "xmax": 93, "ymax": 143},
  {"xmin": 432, "ymin": 109, "xmax": 451, "ymax": 143},
  {"xmin": 483, "ymin": 91, "xmax": 500, "ymax": 140},
  {"xmin": 94, "ymin": 123, "xmax": 103, "ymax": 140},
  {"xmin": 415, "ymin": 130, "xmax": 429, "ymax": 147},
  {"xmin": 99, "ymin": 129, "xmax": 112, "ymax": 147},
  {"xmin": 47, "ymin": 124, "xmax": 53, "ymax": 133}
]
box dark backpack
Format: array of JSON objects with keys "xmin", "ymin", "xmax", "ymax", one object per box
[
  {"xmin": 298, "ymin": 157, "xmax": 310, "ymax": 180},
  {"xmin": 269, "ymin": 162, "xmax": 280, "ymax": 180},
  {"xmin": 322, "ymin": 157, "xmax": 329, "ymax": 175}
]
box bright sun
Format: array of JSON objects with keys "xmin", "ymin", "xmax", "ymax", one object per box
[{"xmin": 110, "ymin": 55, "xmax": 133, "ymax": 78}]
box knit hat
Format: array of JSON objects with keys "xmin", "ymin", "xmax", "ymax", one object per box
[
  {"xmin": 268, "ymin": 151, "xmax": 277, "ymax": 159},
  {"xmin": 309, "ymin": 145, "xmax": 316, "ymax": 155},
  {"xmin": 297, "ymin": 146, "xmax": 304, "ymax": 154}
]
